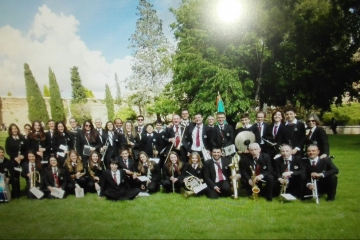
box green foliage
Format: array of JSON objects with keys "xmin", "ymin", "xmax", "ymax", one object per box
[
  {"xmin": 127, "ymin": 92, "xmax": 151, "ymax": 115},
  {"xmin": 146, "ymin": 90, "xmax": 180, "ymax": 122},
  {"xmin": 48, "ymin": 68, "xmax": 66, "ymax": 122},
  {"xmin": 70, "ymin": 103, "xmax": 91, "ymax": 125},
  {"xmin": 0, "ymin": 132, "xmax": 359, "ymax": 239},
  {"xmin": 104, "ymin": 84, "xmax": 115, "ymax": 121},
  {"xmin": 114, "ymin": 73, "xmax": 122, "ymax": 105},
  {"xmin": 70, "ymin": 66, "xmax": 87, "ymax": 104},
  {"xmin": 7, "ymin": 92, "xmax": 11, "ymax": 96},
  {"xmin": 43, "ymin": 84, "xmax": 50, "ymax": 97},
  {"xmin": 85, "ymin": 88, "xmax": 95, "ymax": 98},
  {"xmin": 115, "ymin": 106, "xmax": 137, "ymax": 121},
  {"xmin": 323, "ymin": 103, "xmax": 360, "ymax": 125},
  {"xmin": 24, "ymin": 63, "xmax": 49, "ymax": 123}
]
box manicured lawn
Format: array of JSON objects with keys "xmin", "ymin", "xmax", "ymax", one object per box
[{"xmin": 0, "ymin": 133, "xmax": 359, "ymax": 239}]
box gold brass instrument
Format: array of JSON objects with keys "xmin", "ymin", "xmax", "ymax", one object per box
[
  {"xmin": 250, "ymin": 166, "xmax": 260, "ymax": 201},
  {"xmin": 152, "ymin": 144, "xmax": 158, "ymax": 158},
  {"xmin": 182, "ymin": 171, "xmax": 202, "ymax": 198},
  {"xmin": 280, "ymin": 176, "xmax": 288, "ymax": 195},
  {"xmin": 125, "ymin": 134, "xmax": 134, "ymax": 159},
  {"xmin": 165, "ymin": 125, "xmax": 186, "ymax": 163},
  {"xmin": 30, "ymin": 169, "xmax": 41, "ymax": 189},
  {"xmin": 229, "ymin": 154, "xmax": 240, "ymax": 199},
  {"xmin": 304, "ymin": 177, "xmax": 319, "ymax": 204}
]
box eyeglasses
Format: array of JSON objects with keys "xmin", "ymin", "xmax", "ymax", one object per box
[
  {"xmin": 137, "ymin": 119, "xmax": 144, "ymax": 121},
  {"xmin": 85, "ymin": 124, "xmax": 91, "ymax": 127}
]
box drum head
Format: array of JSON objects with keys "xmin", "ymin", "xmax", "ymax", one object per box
[{"xmin": 235, "ymin": 131, "xmax": 255, "ymax": 152}]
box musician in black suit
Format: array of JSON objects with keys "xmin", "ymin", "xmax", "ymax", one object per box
[
  {"xmin": 140, "ymin": 124, "xmax": 162, "ymax": 158},
  {"xmin": 274, "ymin": 145, "xmax": 306, "ymax": 198},
  {"xmin": 305, "ymin": 113, "xmax": 329, "ymax": 158},
  {"xmin": 0, "ymin": 146, "xmax": 10, "ymax": 185},
  {"xmin": 135, "ymin": 115, "xmax": 147, "ymax": 140},
  {"xmin": 21, "ymin": 151, "xmax": 43, "ymax": 199},
  {"xmin": 256, "ymin": 111, "xmax": 271, "ymax": 153},
  {"xmin": 133, "ymin": 151, "xmax": 161, "ymax": 193},
  {"xmin": 116, "ymin": 148, "xmax": 137, "ymax": 174},
  {"xmin": 240, "ymin": 143, "xmax": 275, "ymax": 201},
  {"xmin": 235, "ymin": 113, "xmax": 261, "ymax": 151},
  {"xmin": 94, "ymin": 118, "xmax": 106, "ymax": 145},
  {"xmin": 162, "ymin": 151, "xmax": 184, "ymax": 193},
  {"xmin": 5, "ymin": 123, "xmax": 27, "ymax": 198},
  {"xmin": 43, "ymin": 154, "xmax": 68, "ymax": 199},
  {"xmin": 213, "ymin": 112, "xmax": 235, "ymax": 149},
  {"xmin": 100, "ymin": 159, "xmax": 141, "ymax": 200},
  {"xmin": 86, "ymin": 151, "xmax": 105, "ymax": 193},
  {"xmin": 187, "ymin": 113, "xmax": 215, "ymax": 159},
  {"xmin": 114, "ymin": 118, "xmax": 124, "ymax": 134},
  {"xmin": 123, "ymin": 120, "xmax": 142, "ymax": 161},
  {"xmin": 64, "ymin": 150, "xmax": 87, "ymax": 194},
  {"xmin": 203, "ymin": 148, "xmax": 232, "ymax": 199},
  {"xmin": 165, "ymin": 114, "xmax": 189, "ymax": 164},
  {"xmin": 304, "ymin": 145, "xmax": 338, "ymax": 201},
  {"xmin": 68, "ymin": 117, "xmax": 81, "ymax": 152},
  {"xmin": 282, "ymin": 107, "xmax": 306, "ymax": 157},
  {"xmin": 263, "ymin": 110, "xmax": 286, "ymax": 159},
  {"xmin": 102, "ymin": 121, "xmax": 126, "ymax": 168},
  {"xmin": 154, "ymin": 120, "xmax": 166, "ymax": 153},
  {"xmin": 53, "ymin": 121, "xmax": 74, "ymax": 167},
  {"xmin": 181, "ymin": 109, "xmax": 191, "ymax": 127},
  {"xmin": 44, "ymin": 119, "xmax": 56, "ymax": 161},
  {"xmin": 27, "ymin": 120, "xmax": 47, "ymax": 160},
  {"xmin": 76, "ymin": 120, "xmax": 102, "ymax": 165}
]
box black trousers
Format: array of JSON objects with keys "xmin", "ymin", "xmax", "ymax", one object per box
[{"xmin": 205, "ymin": 180, "xmax": 232, "ymax": 199}]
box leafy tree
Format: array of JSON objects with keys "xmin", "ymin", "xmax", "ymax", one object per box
[
  {"xmin": 85, "ymin": 88, "xmax": 95, "ymax": 99},
  {"xmin": 115, "ymin": 106, "xmax": 137, "ymax": 121},
  {"xmin": 104, "ymin": 84, "xmax": 115, "ymax": 121},
  {"xmin": 127, "ymin": 92, "xmax": 151, "ymax": 115},
  {"xmin": 24, "ymin": 63, "xmax": 49, "ymax": 123},
  {"xmin": 114, "ymin": 73, "xmax": 122, "ymax": 105},
  {"xmin": 48, "ymin": 68, "xmax": 66, "ymax": 122},
  {"xmin": 127, "ymin": 0, "xmax": 173, "ymax": 105},
  {"xmin": 70, "ymin": 66, "xmax": 87, "ymax": 104},
  {"xmin": 43, "ymin": 85, "xmax": 50, "ymax": 97},
  {"xmin": 146, "ymin": 88, "xmax": 180, "ymax": 122},
  {"xmin": 70, "ymin": 103, "xmax": 91, "ymax": 125}
]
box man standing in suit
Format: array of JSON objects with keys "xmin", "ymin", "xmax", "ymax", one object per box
[
  {"xmin": 207, "ymin": 115, "xmax": 215, "ymax": 127},
  {"xmin": 100, "ymin": 159, "xmax": 140, "ymax": 200},
  {"xmin": 45, "ymin": 119, "xmax": 56, "ymax": 162},
  {"xmin": 114, "ymin": 118, "xmax": 123, "ymax": 134},
  {"xmin": 203, "ymin": 148, "xmax": 232, "ymax": 199},
  {"xmin": 256, "ymin": 111, "xmax": 270, "ymax": 153},
  {"xmin": 187, "ymin": 113, "xmax": 215, "ymax": 160},
  {"xmin": 274, "ymin": 145, "xmax": 306, "ymax": 198},
  {"xmin": 165, "ymin": 115, "xmax": 189, "ymax": 164},
  {"xmin": 135, "ymin": 115, "xmax": 146, "ymax": 140},
  {"xmin": 305, "ymin": 113, "xmax": 329, "ymax": 158},
  {"xmin": 95, "ymin": 118, "xmax": 106, "ymax": 145},
  {"xmin": 213, "ymin": 112, "xmax": 235, "ymax": 149},
  {"xmin": 240, "ymin": 143, "xmax": 274, "ymax": 201},
  {"xmin": 304, "ymin": 145, "xmax": 338, "ymax": 201},
  {"xmin": 282, "ymin": 107, "xmax": 306, "ymax": 156},
  {"xmin": 181, "ymin": 109, "xmax": 191, "ymax": 127},
  {"xmin": 140, "ymin": 124, "xmax": 161, "ymax": 158}
]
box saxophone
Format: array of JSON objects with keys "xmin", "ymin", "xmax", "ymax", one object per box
[
  {"xmin": 229, "ymin": 153, "xmax": 240, "ymax": 199},
  {"xmin": 250, "ymin": 166, "xmax": 260, "ymax": 201}
]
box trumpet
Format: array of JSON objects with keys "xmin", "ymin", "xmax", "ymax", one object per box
[
  {"xmin": 304, "ymin": 177, "xmax": 319, "ymax": 204},
  {"xmin": 250, "ymin": 166, "xmax": 260, "ymax": 201},
  {"xmin": 229, "ymin": 154, "xmax": 240, "ymax": 199}
]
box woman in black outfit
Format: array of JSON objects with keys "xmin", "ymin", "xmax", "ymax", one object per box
[
  {"xmin": 53, "ymin": 121, "xmax": 74, "ymax": 167},
  {"xmin": 76, "ymin": 120, "xmax": 101, "ymax": 165}
]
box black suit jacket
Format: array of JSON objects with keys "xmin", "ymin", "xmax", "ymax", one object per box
[
  {"xmin": 303, "ymin": 157, "xmax": 338, "ymax": 182},
  {"xmin": 53, "ymin": 132, "xmax": 74, "ymax": 154},
  {"xmin": 213, "ymin": 124, "xmax": 235, "ymax": 149},
  {"xmin": 43, "ymin": 167, "xmax": 68, "ymax": 190},
  {"xmin": 76, "ymin": 130, "xmax": 102, "ymax": 159},
  {"xmin": 305, "ymin": 127, "xmax": 329, "ymax": 156},
  {"xmin": 116, "ymin": 157, "xmax": 136, "ymax": 172},
  {"xmin": 186, "ymin": 123, "xmax": 215, "ymax": 150},
  {"xmin": 240, "ymin": 153, "xmax": 274, "ymax": 182},
  {"xmin": 264, "ymin": 123, "xmax": 286, "ymax": 146},
  {"xmin": 282, "ymin": 121, "xmax": 306, "ymax": 153},
  {"xmin": 140, "ymin": 132, "xmax": 162, "ymax": 156},
  {"xmin": 274, "ymin": 155, "xmax": 305, "ymax": 179},
  {"xmin": 45, "ymin": 131, "xmax": 56, "ymax": 156},
  {"xmin": 181, "ymin": 163, "xmax": 203, "ymax": 180},
  {"xmin": 165, "ymin": 125, "xmax": 189, "ymax": 153},
  {"xmin": 100, "ymin": 169, "xmax": 130, "ymax": 196},
  {"xmin": 203, "ymin": 157, "xmax": 231, "ymax": 189},
  {"xmin": 5, "ymin": 135, "xmax": 27, "ymax": 160},
  {"xmin": 135, "ymin": 126, "xmax": 147, "ymax": 139},
  {"xmin": 0, "ymin": 158, "xmax": 10, "ymax": 178}
]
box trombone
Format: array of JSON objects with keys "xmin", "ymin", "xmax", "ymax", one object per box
[{"xmin": 165, "ymin": 125, "xmax": 186, "ymax": 163}]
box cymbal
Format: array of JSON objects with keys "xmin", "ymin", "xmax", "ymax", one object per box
[{"xmin": 235, "ymin": 131, "xmax": 255, "ymax": 152}]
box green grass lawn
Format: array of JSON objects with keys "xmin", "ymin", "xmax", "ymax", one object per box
[{"xmin": 0, "ymin": 132, "xmax": 359, "ymax": 239}]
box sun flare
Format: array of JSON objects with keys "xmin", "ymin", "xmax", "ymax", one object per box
[{"xmin": 217, "ymin": 0, "xmax": 242, "ymax": 23}]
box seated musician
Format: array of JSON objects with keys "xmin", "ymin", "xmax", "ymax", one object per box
[
  {"xmin": 162, "ymin": 151, "xmax": 184, "ymax": 193},
  {"xmin": 140, "ymin": 124, "xmax": 161, "ymax": 158},
  {"xmin": 100, "ymin": 159, "xmax": 140, "ymax": 201},
  {"xmin": 181, "ymin": 152, "xmax": 207, "ymax": 196},
  {"xmin": 203, "ymin": 147, "xmax": 232, "ymax": 199},
  {"xmin": 133, "ymin": 151, "xmax": 161, "ymax": 193},
  {"xmin": 116, "ymin": 148, "xmax": 137, "ymax": 188},
  {"xmin": 21, "ymin": 150, "xmax": 43, "ymax": 199},
  {"xmin": 86, "ymin": 151, "xmax": 105, "ymax": 194},
  {"xmin": 0, "ymin": 146, "xmax": 10, "ymax": 185},
  {"xmin": 274, "ymin": 145, "xmax": 305, "ymax": 199},
  {"xmin": 43, "ymin": 154, "xmax": 68, "ymax": 199},
  {"xmin": 64, "ymin": 150, "xmax": 87, "ymax": 194},
  {"xmin": 240, "ymin": 143, "xmax": 274, "ymax": 201},
  {"xmin": 304, "ymin": 145, "xmax": 338, "ymax": 202}
]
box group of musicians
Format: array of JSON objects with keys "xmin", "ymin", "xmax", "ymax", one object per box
[{"xmin": 0, "ymin": 106, "xmax": 339, "ymax": 202}]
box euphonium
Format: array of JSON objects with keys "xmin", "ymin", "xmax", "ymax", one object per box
[
  {"xmin": 250, "ymin": 166, "xmax": 260, "ymax": 201},
  {"xmin": 229, "ymin": 153, "xmax": 240, "ymax": 199}
]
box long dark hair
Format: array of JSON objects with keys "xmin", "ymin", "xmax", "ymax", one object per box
[
  {"xmin": 7, "ymin": 123, "xmax": 21, "ymax": 137},
  {"xmin": 29, "ymin": 120, "xmax": 46, "ymax": 141},
  {"xmin": 54, "ymin": 121, "xmax": 69, "ymax": 138},
  {"xmin": 82, "ymin": 120, "xmax": 98, "ymax": 142}
]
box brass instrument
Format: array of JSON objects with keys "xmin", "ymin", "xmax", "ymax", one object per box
[
  {"xmin": 146, "ymin": 162, "xmax": 152, "ymax": 191},
  {"xmin": 30, "ymin": 168, "xmax": 41, "ymax": 189},
  {"xmin": 201, "ymin": 147, "xmax": 212, "ymax": 161},
  {"xmin": 0, "ymin": 173, "xmax": 11, "ymax": 202},
  {"xmin": 304, "ymin": 177, "xmax": 319, "ymax": 204},
  {"xmin": 165, "ymin": 125, "xmax": 186, "ymax": 163},
  {"xmin": 229, "ymin": 154, "xmax": 240, "ymax": 199},
  {"xmin": 152, "ymin": 144, "xmax": 158, "ymax": 158},
  {"xmin": 181, "ymin": 171, "xmax": 202, "ymax": 198},
  {"xmin": 250, "ymin": 166, "xmax": 260, "ymax": 201},
  {"xmin": 100, "ymin": 138, "xmax": 109, "ymax": 162},
  {"xmin": 125, "ymin": 134, "xmax": 134, "ymax": 159},
  {"xmin": 280, "ymin": 176, "xmax": 288, "ymax": 195}
]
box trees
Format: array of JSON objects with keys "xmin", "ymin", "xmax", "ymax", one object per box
[
  {"xmin": 43, "ymin": 85, "xmax": 50, "ymax": 97},
  {"xmin": 48, "ymin": 68, "xmax": 66, "ymax": 122},
  {"xmin": 24, "ymin": 63, "xmax": 49, "ymax": 123},
  {"xmin": 104, "ymin": 84, "xmax": 115, "ymax": 121},
  {"xmin": 70, "ymin": 66, "xmax": 87, "ymax": 104},
  {"xmin": 114, "ymin": 73, "xmax": 122, "ymax": 105},
  {"xmin": 127, "ymin": 0, "xmax": 173, "ymax": 115}
]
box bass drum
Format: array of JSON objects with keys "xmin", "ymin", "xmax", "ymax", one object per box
[
  {"xmin": 0, "ymin": 173, "xmax": 11, "ymax": 203},
  {"xmin": 235, "ymin": 131, "xmax": 256, "ymax": 152}
]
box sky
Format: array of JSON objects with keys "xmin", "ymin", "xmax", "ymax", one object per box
[{"xmin": 0, "ymin": 0, "xmax": 182, "ymax": 99}]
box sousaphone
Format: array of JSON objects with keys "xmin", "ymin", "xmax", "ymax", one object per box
[{"xmin": 235, "ymin": 131, "xmax": 256, "ymax": 152}]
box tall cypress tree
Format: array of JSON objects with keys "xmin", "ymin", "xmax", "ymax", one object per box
[
  {"xmin": 70, "ymin": 66, "xmax": 87, "ymax": 104},
  {"xmin": 49, "ymin": 68, "xmax": 66, "ymax": 122},
  {"xmin": 105, "ymin": 84, "xmax": 115, "ymax": 121},
  {"xmin": 24, "ymin": 63, "xmax": 49, "ymax": 123},
  {"xmin": 43, "ymin": 85, "xmax": 50, "ymax": 97},
  {"xmin": 114, "ymin": 73, "xmax": 122, "ymax": 105}
]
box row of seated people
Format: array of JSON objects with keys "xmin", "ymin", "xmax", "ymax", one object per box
[{"xmin": 0, "ymin": 143, "xmax": 338, "ymax": 202}]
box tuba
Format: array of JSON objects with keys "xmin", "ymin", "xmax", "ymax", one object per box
[
  {"xmin": 250, "ymin": 166, "xmax": 260, "ymax": 201},
  {"xmin": 181, "ymin": 171, "xmax": 203, "ymax": 198},
  {"xmin": 229, "ymin": 153, "xmax": 240, "ymax": 199}
]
